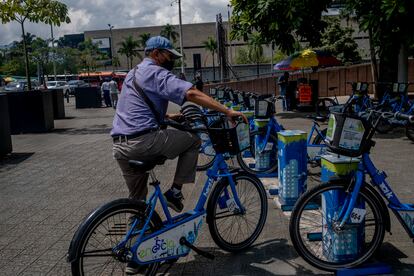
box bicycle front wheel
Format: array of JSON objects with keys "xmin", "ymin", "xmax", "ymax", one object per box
[
  {"xmin": 406, "ymin": 124, "xmax": 414, "ymax": 142},
  {"xmin": 207, "ymin": 172, "xmax": 268, "ymax": 252},
  {"xmin": 236, "ymin": 130, "xmax": 278, "ymax": 174},
  {"xmin": 289, "ymin": 182, "xmax": 385, "ymax": 271},
  {"xmin": 69, "ymin": 199, "xmax": 162, "ymax": 276}
]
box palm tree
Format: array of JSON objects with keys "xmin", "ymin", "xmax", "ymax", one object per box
[
  {"xmin": 202, "ymin": 37, "xmax": 217, "ymax": 81},
  {"xmin": 139, "ymin": 32, "xmax": 151, "ymax": 48},
  {"xmin": 117, "ymin": 36, "xmax": 141, "ymax": 70},
  {"xmin": 247, "ymin": 33, "xmax": 265, "ymax": 77},
  {"xmin": 160, "ymin": 24, "xmax": 178, "ymax": 43}
]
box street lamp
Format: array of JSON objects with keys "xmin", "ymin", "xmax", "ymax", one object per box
[{"xmin": 108, "ymin": 24, "xmax": 115, "ymax": 69}]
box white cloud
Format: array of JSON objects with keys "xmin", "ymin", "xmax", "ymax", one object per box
[{"xmin": 0, "ymin": 0, "xmax": 231, "ymax": 44}]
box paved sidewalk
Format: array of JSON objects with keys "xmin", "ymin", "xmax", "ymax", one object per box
[{"xmin": 0, "ymin": 100, "xmax": 414, "ymax": 275}]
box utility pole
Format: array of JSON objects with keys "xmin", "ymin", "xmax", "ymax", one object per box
[
  {"xmin": 50, "ymin": 24, "xmax": 57, "ymax": 81},
  {"xmin": 108, "ymin": 24, "xmax": 115, "ymax": 70},
  {"xmin": 178, "ymin": 0, "xmax": 185, "ymax": 74}
]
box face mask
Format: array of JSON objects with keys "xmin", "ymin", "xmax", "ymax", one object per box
[{"xmin": 160, "ymin": 59, "xmax": 175, "ymax": 71}]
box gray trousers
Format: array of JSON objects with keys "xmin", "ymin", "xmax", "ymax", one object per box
[{"xmin": 113, "ymin": 129, "xmax": 200, "ymax": 200}]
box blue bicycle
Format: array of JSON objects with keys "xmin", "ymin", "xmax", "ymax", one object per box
[
  {"xmin": 289, "ymin": 108, "xmax": 414, "ymax": 271},
  {"xmin": 68, "ymin": 117, "xmax": 268, "ymax": 275}
]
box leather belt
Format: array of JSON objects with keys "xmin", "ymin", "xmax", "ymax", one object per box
[{"xmin": 112, "ymin": 128, "xmax": 158, "ymax": 143}]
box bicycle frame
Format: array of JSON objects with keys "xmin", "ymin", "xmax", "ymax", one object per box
[
  {"xmin": 114, "ymin": 153, "xmax": 245, "ymax": 265},
  {"xmin": 253, "ymin": 116, "xmax": 283, "ymax": 153},
  {"xmin": 335, "ymin": 153, "xmax": 414, "ymax": 238},
  {"xmin": 306, "ymin": 121, "xmax": 327, "ymax": 162}
]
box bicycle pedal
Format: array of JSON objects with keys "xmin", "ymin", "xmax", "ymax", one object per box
[{"xmin": 179, "ymin": 237, "xmax": 215, "ymax": 260}]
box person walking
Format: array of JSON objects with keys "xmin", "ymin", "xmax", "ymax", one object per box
[
  {"xmin": 101, "ymin": 78, "xmax": 112, "ymax": 107},
  {"xmin": 109, "ymin": 78, "xmax": 119, "ymax": 109},
  {"xmin": 277, "ymin": 72, "xmax": 290, "ymax": 111}
]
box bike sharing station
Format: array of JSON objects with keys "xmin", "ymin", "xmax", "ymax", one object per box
[{"xmin": 206, "ymin": 87, "xmax": 398, "ymax": 275}]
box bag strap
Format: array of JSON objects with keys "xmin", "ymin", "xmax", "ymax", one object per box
[{"xmin": 131, "ymin": 67, "xmax": 162, "ymax": 124}]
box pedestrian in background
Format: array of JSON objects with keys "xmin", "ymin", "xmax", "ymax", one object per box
[
  {"xmin": 109, "ymin": 78, "xmax": 119, "ymax": 109},
  {"xmin": 277, "ymin": 72, "xmax": 290, "ymax": 111},
  {"xmin": 101, "ymin": 78, "xmax": 112, "ymax": 107},
  {"xmin": 194, "ymin": 75, "xmax": 203, "ymax": 92}
]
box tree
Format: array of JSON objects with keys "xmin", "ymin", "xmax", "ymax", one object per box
[
  {"xmin": 31, "ymin": 37, "xmax": 50, "ymax": 86},
  {"xmin": 247, "ymin": 33, "xmax": 268, "ymax": 76},
  {"xmin": 230, "ymin": 0, "xmax": 331, "ymax": 54},
  {"xmin": 0, "ymin": 0, "xmax": 70, "ymax": 90},
  {"xmin": 343, "ymin": 0, "xmax": 414, "ymax": 97},
  {"xmin": 201, "ymin": 37, "xmax": 217, "ymax": 80},
  {"xmin": 160, "ymin": 24, "xmax": 178, "ymax": 43},
  {"xmin": 319, "ymin": 17, "xmax": 361, "ymax": 64},
  {"xmin": 139, "ymin": 32, "xmax": 151, "ymax": 48},
  {"xmin": 78, "ymin": 39, "xmax": 101, "ymax": 83},
  {"xmin": 117, "ymin": 36, "xmax": 141, "ymax": 70}
]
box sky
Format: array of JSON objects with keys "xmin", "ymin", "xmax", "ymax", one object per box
[{"xmin": 0, "ymin": 0, "xmax": 231, "ymax": 45}]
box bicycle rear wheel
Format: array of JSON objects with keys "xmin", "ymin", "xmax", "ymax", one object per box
[
  {"xmin": 289, "ymin": 182, "xmax": 385, "ymax": 271},
  {"xmin": 207, "ymin": 172, "xmax": 268, "ymax": 252},
  {"xmin": 69, "ymin": 199, "xmax": 162, "ymax": 276},
  {"xmin": 236, "ymin": 130, "xmax": 278, "ymax": 174},
  {"xmin": 406, "ymin": 124, "xmax": 414, "ymax": 142}
]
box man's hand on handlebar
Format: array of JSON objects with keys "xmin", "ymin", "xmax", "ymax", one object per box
[{"xmin": 226, "ymin": 109, "xmax": 248, "ymax": 124}]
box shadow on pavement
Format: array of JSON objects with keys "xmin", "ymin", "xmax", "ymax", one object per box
[
  {"xmin": 52, "ymin": 124, "xmax": 112, "ymax": 135},
  {"xmin": 377, "ymin": 242, "xmax": 414, "ymax": 274},
  {"xmin": 0, "ymin": 152, "xmax": 34, "ymax": 168},
  {"xmin": 165, "ymin": 238, "xmax": 325, "ymax": 275}
]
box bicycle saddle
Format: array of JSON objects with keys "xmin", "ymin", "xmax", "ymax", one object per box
[{"xmin": 128, "ymin": 157, "xmax": 167, "ymax": 171}]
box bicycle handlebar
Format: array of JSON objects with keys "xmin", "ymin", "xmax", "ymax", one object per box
[{"xmin": 395, "ymin": 112, "xmax": 414, "ymax": 124}]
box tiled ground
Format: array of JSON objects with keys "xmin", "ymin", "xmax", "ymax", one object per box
[{"xmin": 1, "ymin": 99, "xmax": 414, "ymax": 275}]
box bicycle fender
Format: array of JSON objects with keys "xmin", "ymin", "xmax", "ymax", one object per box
[
  {"xmin": 364, "ymin": 184, "xmax": 391, "ymax": 233},
  {"xmin": 67, "ymin": 198, "xmax": 148, "ymax": 263}
]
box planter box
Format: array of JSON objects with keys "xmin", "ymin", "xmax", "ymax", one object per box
[
  {"xmin": 51, "ymin": 89, "xmax": 65, "ymax": 119},
  {"xmin": 0, "ymin": 93, "xmax": 12, "ymax": 156},
  {"xmin": 75, "ymin": 87, "xmax": 102, "ymax": 108},
  {"xmin": 6, "ymin": 90, "xmax": 54, "ymax": 134}
]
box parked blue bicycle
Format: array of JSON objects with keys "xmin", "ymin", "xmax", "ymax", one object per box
[
  {"xmin": 289, "ymin": 108, "xmax": 414, "ymax": 271},
  {"xmin": 67, "ymin": 116, "xmax": 268, "ymax": 275}
]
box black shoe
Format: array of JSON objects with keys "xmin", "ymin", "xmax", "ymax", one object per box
[
  {"xmin": 126, "ymin": 262, "xmax": 147, "ymax": 275},
  {"xmin": 163, "ymin": 189, "xmax": 184, "ymax": 213}
]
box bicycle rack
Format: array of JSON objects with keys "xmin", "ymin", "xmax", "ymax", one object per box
[{"xmin": 336, "ymin": 262, "xmax": 392, "ymax": 276}]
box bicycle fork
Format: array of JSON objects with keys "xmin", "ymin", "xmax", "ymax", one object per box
[{"xmin": 336, "ymin": 163, "xmax": 366, "ymax": 230}]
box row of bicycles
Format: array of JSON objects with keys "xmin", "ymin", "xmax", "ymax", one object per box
[
  {"xmin": 316, "ymin": 81, "xmax": 414, "ymax": 141},
  {"xmin": 67, "ymin": 83, "xmax": 414, "ymax": 275}
]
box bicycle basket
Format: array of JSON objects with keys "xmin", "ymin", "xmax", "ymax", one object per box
[
  {"xmin": 325, "ymin": 111, "xmax": 371, "ymax": 157},
  {"xmin": 255, "ymin": 99, "xmax": 275, "ymax": 118},
  {"xmin": 208, "ymin": 121, "xmax": 250, "ymax": 155}
]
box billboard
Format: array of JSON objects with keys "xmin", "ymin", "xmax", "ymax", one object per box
[{"xmin": 92, "ymin": 37, "xmax": 112, "ymax": 65}]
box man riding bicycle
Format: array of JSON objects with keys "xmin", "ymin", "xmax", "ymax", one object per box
[{"xmin": 111, "ymin": 36, "xmax": 245, "ymax": 214}]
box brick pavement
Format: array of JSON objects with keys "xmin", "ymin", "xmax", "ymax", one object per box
[{"xmin": 0, "ymin": 99, "xmax": 414, "ymax": 275}]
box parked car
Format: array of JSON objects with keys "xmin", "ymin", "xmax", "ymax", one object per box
[
  {"xmin": 67, "ymin": 80, "xmax": 88, "ymax": 95},
  {"xmin": 46, "ymin": 81, "xmax": 71, "ymax": 96},
  {"xmin": 4, "ymin": 80, "xmax": 40, "ymax": 92}
]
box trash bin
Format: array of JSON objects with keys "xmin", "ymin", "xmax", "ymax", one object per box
[
  {"xmin": 0, "ymin": 93, "xmax": 12, "ymax": 156},
  {"xmin": 277, "ymin": 130, "xmax": 308, "ymax": 207},
  {"xmin": 320, "ymin": 154, "xmax": 364, "ymax": 262},
  {"xmin": 75, "ymin": 87, "xmax": 102, "ymax": 108}
]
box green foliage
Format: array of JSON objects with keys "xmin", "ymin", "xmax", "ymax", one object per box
[
  {"xmin": 230, "ymin": 0, "xmax": 331, "ymax": 54},
  {"xmin": 235, "ymin": 47, "xmax": 250, "ymax": 64},
  {"xmin": 0, "ymin": 0, "xmax": 70, "ymax": 89},
  {"xmin": 202, "ymin": 36, "xmax": 217, "ymax": 67},
  {"xmin": 319, "ymin": 17, "xmax": 361, "ymax": 63},
  {"xmin": 78, "ymin": 38, "xmax": 102, "ymax": 72},
  {"xmin": 139, "ymin": 33, "xmax": 151, "ymax": 48},
  {"xmin": 160, "ymin": 24, "xmax": 178, "ymax": 43},
  {"xmin": 117, "ymin": 36, "xmax": 141, "ymax": 70}
]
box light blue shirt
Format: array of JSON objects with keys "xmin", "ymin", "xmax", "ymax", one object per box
[{"xmin": 111, "ymin": 58, "xmax": 193, "ymax": 136}]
